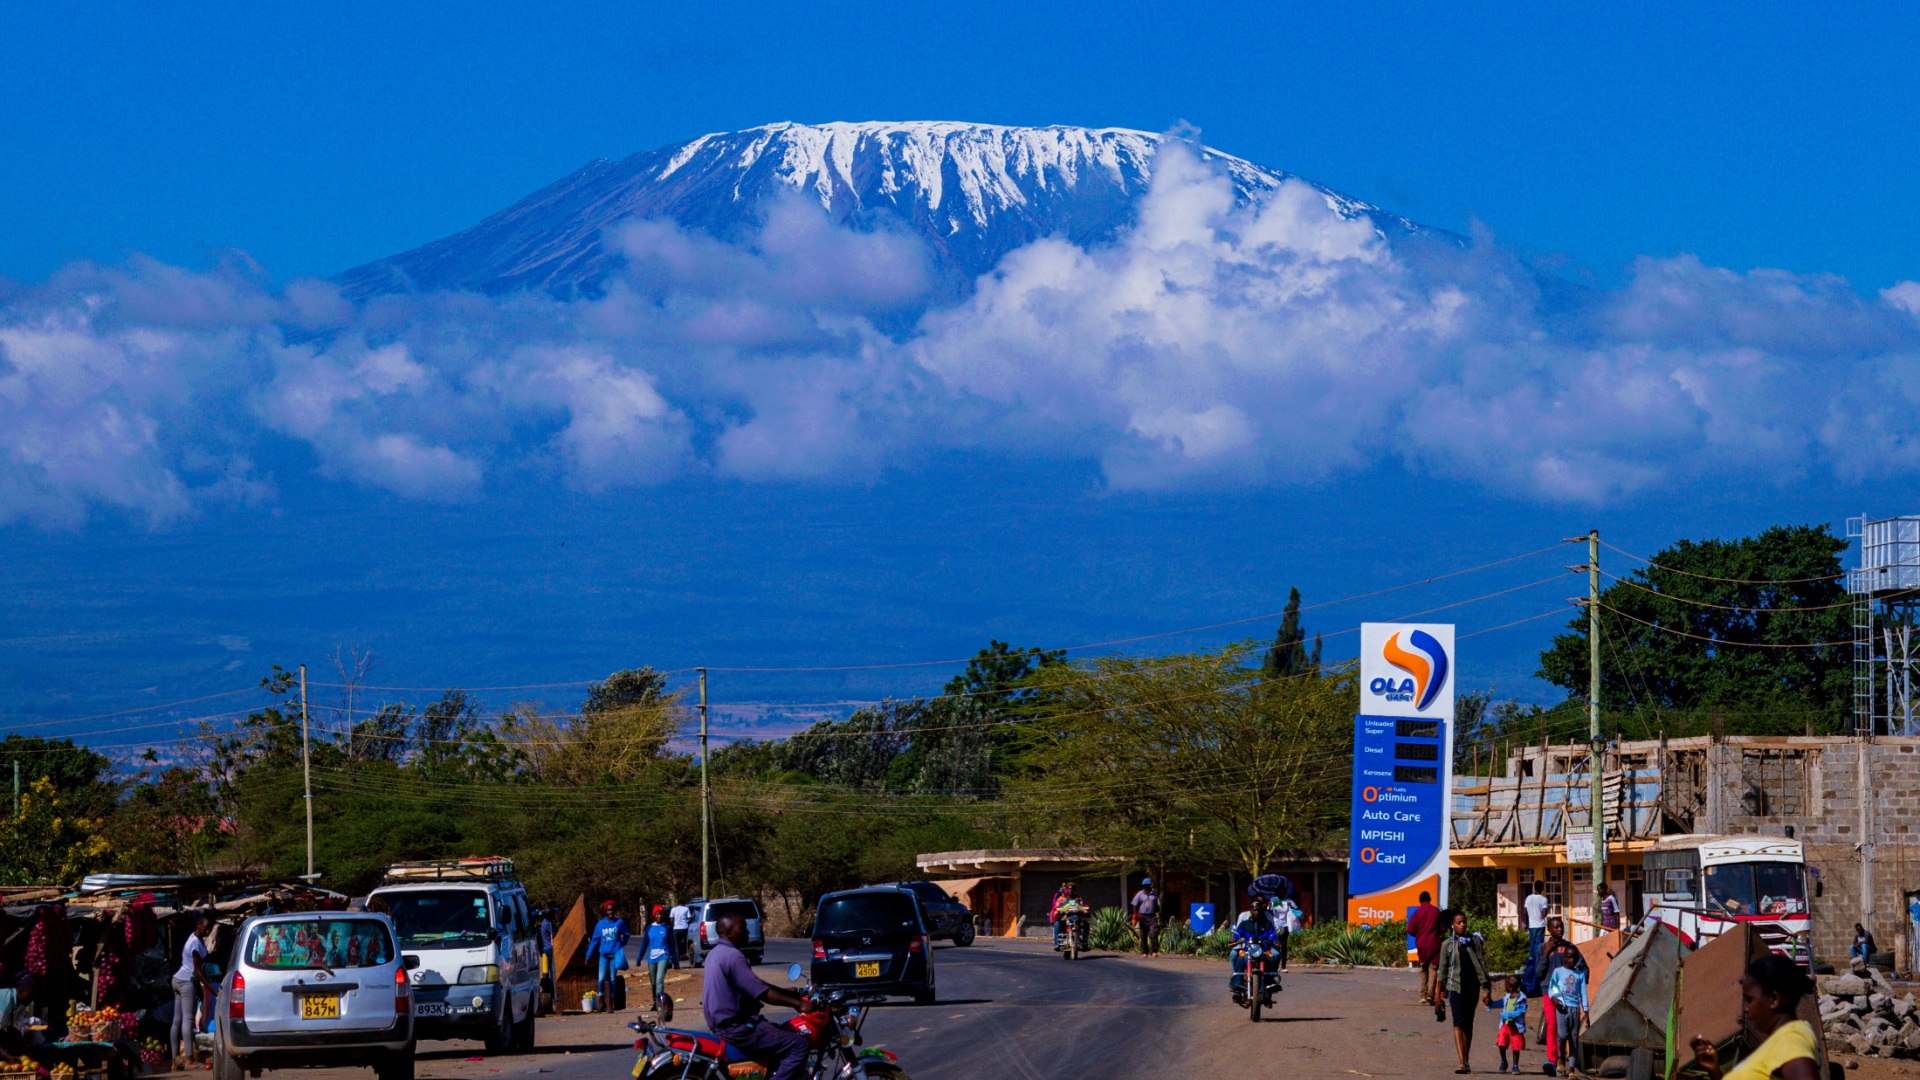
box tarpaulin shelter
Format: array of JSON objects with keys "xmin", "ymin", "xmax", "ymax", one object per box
[
  {"xmin": 1585, "ymin": 921, "xmax": 1681, "ymax": 1050},
  {"xmin": 0, "ymin": 873, "xmax": 346, "ymax": 1034}
]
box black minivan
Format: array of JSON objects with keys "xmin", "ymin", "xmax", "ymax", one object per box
[
  {"xmin": 880, "ymin": 881, "xmax": 975, "ymax": 946},
  {"xmin": 810, "ymin": 887, "xmax": 935, "ymax": 1005}
]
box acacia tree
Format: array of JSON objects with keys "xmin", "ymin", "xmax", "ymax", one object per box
[
  {"xmin": 1015, "ymin": 645, "xmax": 1355, "ymax": 881},
  {"xmin": 501, "ymin": 667, "xmax": 685, "ymax": 784}
]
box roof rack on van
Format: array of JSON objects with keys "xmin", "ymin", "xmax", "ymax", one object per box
[{"xmin": 379, "ymin": 857, "xmax": 517, "ymax": 883}]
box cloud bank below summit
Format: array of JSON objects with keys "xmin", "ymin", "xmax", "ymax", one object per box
[{"xmin": 5, "ymin": 141, "xmax": 1920, "ymax": 528}]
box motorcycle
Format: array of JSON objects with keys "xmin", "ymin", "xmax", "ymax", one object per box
[
  {"xmin": 629, "ymin": 964, "xmax": 911, "ymax": 1080},
  {"xmin": 1055, "ymin": 900, "xmax": 1090, "ymax": 961},
  {"xmin": 1229, "ymin": 935, "xmax": 1283, "ymax": 1022}
]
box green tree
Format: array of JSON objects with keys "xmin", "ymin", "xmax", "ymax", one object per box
[
  {"xmin": 1537, "ymin": 525, "xmax": 1851, "ymax": 731},
  {"xmin": 110, "ymin": 759, "xmax": 222, "ymax": 874},
  {"xmin": 775, "ymin": 702, "xmax": 916, "ymax": 788},
  {"xmin": 412, "ymin": 690, "xmax": 522, "ymax": 782},
  {"xmin": 1017, "ymin": 645, "xmax": 1355, "ymax": 880},
  {"xmin": 0, "ymin": 778, "xmax": 111, "ymax": 885},
  {"xmin": 0, "ymin": 735, "xmax": 117, "ymax": 817},
  {"xmin": 1261, "ymin": 587, "xmax": 1322, "ymax": 679},
  {"xmin": 501, "ymin": 670, "xmax": 684, "ymax": 784},
  {"xmin": 583, "ymin": 668, "xmax": 670, "ymax": 714},
  {"xmin": 943, "ymin": 641, "xmax": 1065, "ymax": 705}
]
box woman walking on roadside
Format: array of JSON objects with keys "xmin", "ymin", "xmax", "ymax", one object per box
[
  {"xmin": 584, "ymin": 901, "xmax": 629, "ymax": 1013},
  {"xmin": 1434, "ymin": 909, "xmax": 1494, "ymax": 1074},
  {"xmin": 644, "ymin": 906, "xmax": 672, "ymax": 1014}
]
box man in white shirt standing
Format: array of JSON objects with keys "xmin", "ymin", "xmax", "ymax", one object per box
[
  {"xmin": 1522, "ymin": 883, "xmax": 1552, "ymax": 994},
  {"xmin": 172, "ymin": 913, "xmax": 212, "ymax": 1071},
  {"xmin": 668, "ymin": 902, "xmax": 692, "ymax": 971}
]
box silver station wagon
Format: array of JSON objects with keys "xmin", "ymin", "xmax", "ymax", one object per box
[{"xmin": 215, "ymin": 911, "xmax": 418, "ymax": 1080}]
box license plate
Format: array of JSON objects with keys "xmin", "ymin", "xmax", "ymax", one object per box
[
  {"xmin": 415, "ymin": 1002, "xmax": 447, "ymax": 1017},
  {"xmin": 854, "ymin": 961, "xmax": 880, "ymax": 979},
  {"xmin": 301, "ymin": 994, "xmax": 341, "ymax": 1020}
]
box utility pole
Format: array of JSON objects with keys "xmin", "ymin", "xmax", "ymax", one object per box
[
  {"xmin": 699, "ymin": 668, "xmax": 710, "ymax": 899},
  {"xmin": 300, "ymin": 663, "xmax": 315, "ymax": 880},
  {"xmin": 12, "ymin": 761, "xmax": 18, "ymax": 818},
  {"xmin": 1588, "ymin": 530, "xmax": 1606, "ymax": 913}
]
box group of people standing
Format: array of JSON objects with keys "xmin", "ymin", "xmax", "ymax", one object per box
[
  {"xmin": 583, "ymin": 900, "xmax": 695, "ymax": 1015},
  {"xmin": 1408, "ymin": 889, "xmax": 1588, "ymax": 1077},
  {"xmin": 1046, "ymin": 878, "xmax": 1302, "ymax": 959}
]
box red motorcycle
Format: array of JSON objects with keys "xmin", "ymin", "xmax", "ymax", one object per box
[{"xmin": 629, "ymin": 964, "xmax": 910, "ymax": 1080}]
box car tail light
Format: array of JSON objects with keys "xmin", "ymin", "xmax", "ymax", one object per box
[
  {"xmin": 230, "ymin": 971, "xmax": 246, "ymax": 1019},
  {"xmin": 812, "ymin": 939, "xmax": 826, "ymax": 960},
  {"xmin": 394, "ymin": 966, "xmax": 409, "ymax": 1013},
  {"xmin": 699, "ymin": 924, "xmax": 709, "ymax": 945},
  {"xmin": 907, "ymin": 935, "xmax": 924, "ymax": 954}
]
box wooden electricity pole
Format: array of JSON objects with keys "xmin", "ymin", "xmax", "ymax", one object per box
[
  {"xmin": 300, "ymin": 663, "xmax": 315, "ymax": 880},
  {"xmin": 1588, "ymin": 531, "xmax": 1606, "ymax": 906},
  {"xmin": 699, "ymin": 668, "xmax": 710, "ymax": 899}
]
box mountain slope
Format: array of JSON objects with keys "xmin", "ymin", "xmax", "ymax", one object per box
[{"xmin": 335, "ymin": 121, "xmax": 1424, "ymax": 299}]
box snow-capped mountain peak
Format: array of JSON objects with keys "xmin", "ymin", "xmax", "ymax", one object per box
[{"xmin": 335, "ymin": 121, "xmax": 1415, "ymax": 299}]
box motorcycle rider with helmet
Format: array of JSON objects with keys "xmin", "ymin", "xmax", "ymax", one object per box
[{"xmin": 1231, "ymin": 897, "xmax": 1283, "ymax": 1003}]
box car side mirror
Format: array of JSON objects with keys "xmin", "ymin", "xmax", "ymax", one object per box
[
  {"xmin": 404, "ymin": 955, "xmax": 421, "ymax": 970},
  {"xmin": 788, "ymin": 963, "xmax": 803, "ymax": 983}
]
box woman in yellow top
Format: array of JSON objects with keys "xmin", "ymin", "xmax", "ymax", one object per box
[{"xmin": 1688, "ymin": 953, "xmax": 1820, "ymax": 1080}]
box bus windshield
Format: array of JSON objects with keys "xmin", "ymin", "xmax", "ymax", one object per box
[{"xmin": 1702, "ymin": 861, "xmax": 1806, "ymax": 917}]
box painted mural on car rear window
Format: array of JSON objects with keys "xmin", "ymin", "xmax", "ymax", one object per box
[{"xmin": 247, "ymin": 919, "xmax": 396, "ymax": 969}]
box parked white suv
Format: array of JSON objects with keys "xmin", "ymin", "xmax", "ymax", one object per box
[
  {"xmin": 367, "ymin": 859, "xmax": 541, "ymax": 1052},
  {"xmin": 214, "ymin": 911, "xmax": 416, "ymax": 1080},
  {"xmin": 688, "ymin": 897, "xmax": 764, "ymax": 967}
]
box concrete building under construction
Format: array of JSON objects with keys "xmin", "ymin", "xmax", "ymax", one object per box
[{"xmin": 1451, "ymin": 733, "xmax": 1920, "ymax": 965}]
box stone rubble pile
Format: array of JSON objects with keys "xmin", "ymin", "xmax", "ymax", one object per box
[{"xmin": 1821, "ymin": 968, "xmax": 1920, "ymax": 1058}]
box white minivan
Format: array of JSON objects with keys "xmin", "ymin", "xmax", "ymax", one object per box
[
  {"xmin": 367, "ymin": 859, "xmax": 541, "ymax": 1053},
  {"xmin": 215, "ymin": 911, "xmax": 416, "ymax": 1080}
]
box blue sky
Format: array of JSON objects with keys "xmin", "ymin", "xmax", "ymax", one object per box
[
  {"xmin": 4, "ymin": 2, "xmax": 1917, "ymax": 287},
  {"xmin": 2, "ymin": 3, "xmax": 1914, "ymax": 747}
]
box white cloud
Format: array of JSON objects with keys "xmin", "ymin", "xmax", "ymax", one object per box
[{"xmin": 8, "ymin": 142, "xmax": 1920, "ymax": 525}]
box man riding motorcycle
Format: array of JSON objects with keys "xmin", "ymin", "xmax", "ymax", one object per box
[
  {"xmin": 1050, "ymin": 882, "xmax": 1081, "ymax": 951},
  {"xmin": 702, "ymin": 913, "xmax": 810, "ymax": 1080},
  {"xmin": 1230, "ymin": 897, "xmax": 1283, "ymax": 1006}
]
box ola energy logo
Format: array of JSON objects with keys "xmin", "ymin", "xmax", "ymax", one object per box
[{"xmin": 1370, "ymin": 630, "xmax": 1449, "ymax": 711}]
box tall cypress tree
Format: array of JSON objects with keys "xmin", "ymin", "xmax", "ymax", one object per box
[{"xmin": 1263, "ymin": 587, "xmax": 1322, "ymax": 678}]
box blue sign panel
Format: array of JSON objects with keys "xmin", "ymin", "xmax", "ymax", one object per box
[
  {"xmin": 1189, "ymin": 903, "xmax": 1215, "ymax": 936},
  {"xmin": 1347, "ymin": 713, "xmax": 1448, "ymax": 900}
]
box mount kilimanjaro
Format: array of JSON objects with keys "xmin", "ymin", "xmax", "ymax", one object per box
[{"xmin": 335, "ymin": 121, "xmax": 1429, "ymax": 300}]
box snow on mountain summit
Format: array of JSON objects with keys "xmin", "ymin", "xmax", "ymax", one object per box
[{"xmin": 335, "ymin": 121, "xmax": 1421, "ymax": 300}]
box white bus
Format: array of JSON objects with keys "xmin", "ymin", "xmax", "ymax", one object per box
[{"xmin": 1640, "ymin": 835, "xmax": 1811, "ymax": 960}]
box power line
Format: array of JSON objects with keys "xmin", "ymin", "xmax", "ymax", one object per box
[
  {"xmin": 697, "ymin": 541, "xmax": 1575, "ymax": 672},
  {"xmin": 8, "ymin": 539, "xmax": 1573, "ymax": 737},
  {"xmin": 1592, "ymin": 601, "xmax": 1857, "ymax": 649},
  {"xmin": 1600, "ymin": 540, "xmax": 1846, "ymax": 585},
  {"xmin": 1599, "ymin": 571, "xmax": 1881, "ymax": 612}
]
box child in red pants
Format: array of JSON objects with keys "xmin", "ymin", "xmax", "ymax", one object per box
[{"xmin": 1495, "ymin": 974, "xmax": 1528, "ymax": 1074}]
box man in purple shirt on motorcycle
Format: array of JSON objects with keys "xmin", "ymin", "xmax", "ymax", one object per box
[{"xmin": 702, "ymin": 914, "xmax": 809, "ymax": 1080}]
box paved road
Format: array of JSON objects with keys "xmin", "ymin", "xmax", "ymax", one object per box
[{"xmin": 241, "ymin": 939, "xmax": 1483, "ymax": 1080}]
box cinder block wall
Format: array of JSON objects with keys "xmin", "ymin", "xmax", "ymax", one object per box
[{"xmin": 1704, "ymin": 738, "xmax": 1920, "ymax": 964}]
